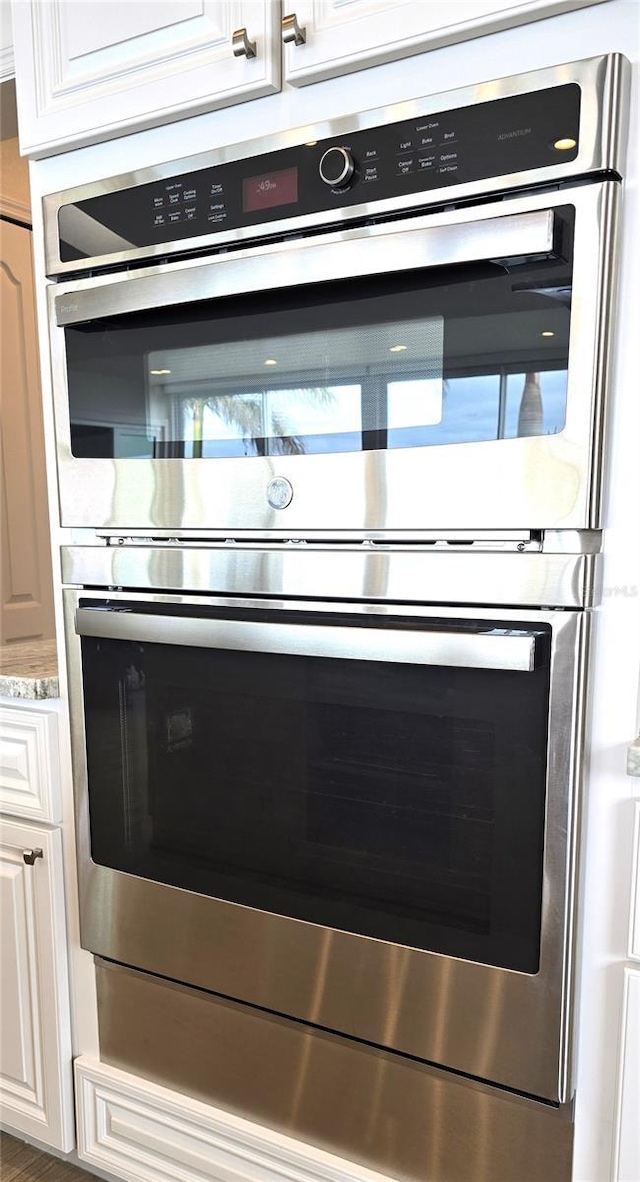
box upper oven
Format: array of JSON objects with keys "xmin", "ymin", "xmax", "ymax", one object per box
[{"xmin": 44, "ymin": 54, "xmax": 628, "ymax": 538}]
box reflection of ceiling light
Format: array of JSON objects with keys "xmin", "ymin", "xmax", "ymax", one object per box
[
  {"xmin": 389, "ymin": 344, "xmax": 407, "ymax": 352},
  {"xmin": 150, "ymin": 368, "xmax": 171, "ymax": 374},
  {"xmin": 541, "ymin": 331, "xmax": 555, "ymax": 338},
  {"xmin": 264, "ymin": 358, "xmax": 278, "ymax": 366},
  {"xmin": 553, "ymin": 137, "xmax": 577, "ymax": 151},
  {"xmin": 305, "ymin": 141, "xmax": 318, "ymax": 147}
]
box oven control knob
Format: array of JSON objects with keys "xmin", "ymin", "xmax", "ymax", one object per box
[{"xmin": 319, "ymin": 147, "xmax": 355, "ymax": 189}]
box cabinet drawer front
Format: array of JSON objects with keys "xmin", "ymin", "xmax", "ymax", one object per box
[
  {"xmin": 75, "ymin": 1056, "xmax": 391, "ymax": 1182},
  {"xmin": 0, "ymin": 819, "xmax": 73, "ymax": 1150},
  {"xmin": 0, "ymin": 705, "xmax": 61, "ymax": 823}
]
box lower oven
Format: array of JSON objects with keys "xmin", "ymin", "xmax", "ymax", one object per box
[{"xmin": 62, "ymin": 542, "xmax": 590, "ymax": 1113}]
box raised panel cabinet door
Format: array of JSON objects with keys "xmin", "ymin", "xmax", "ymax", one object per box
[
  {"xmin": 0, "ymin": 703, "xmax": 62, "ymax": 824},
  {"xmin": 0, "ymin": 0, "xmax": 14, "ymax": 83},
  {"xmin": 10, "ymin": 0, "xmax": 281, "ymax": 158},
  {"xmin": 282, "ymin": 0, "xmax": 611, "ymax": 87},
  {"xmin": 0, "ymin": 818, "xmax": 74, "ymax": 1150},
  {"xmin": 0, "ymin": 218, "xmax": 55, "ymax": 645}
]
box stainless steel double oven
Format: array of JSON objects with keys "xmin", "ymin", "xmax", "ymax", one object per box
[{"xmin": 47, "ymin": 54, "xmax": 628, "ymax": 1182}]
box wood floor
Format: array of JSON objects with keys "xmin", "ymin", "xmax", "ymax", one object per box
[{"xmin": 0, "ymin": 1132, "xmax": 98, "ymax": 1181}]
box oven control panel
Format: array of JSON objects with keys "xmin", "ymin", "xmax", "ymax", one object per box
[{"xmin": 57, "ymin": 82, "xmax": 580, "ymax": 266}]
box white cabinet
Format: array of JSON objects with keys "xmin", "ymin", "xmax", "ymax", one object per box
[
  {"xmin": 0, "ymin": 218, "xmax": 56, "ymax": 645},
  {"xmin": 629, "ymin": 801, "xmax": 640, "ymax": 961},
  {"xmin": 282, "ymin": 0, "xmax": 610, "ymax": 87},
  {"xmin": 613, "ymin": 969, "xmax": 640, "ymax": 1182},
  {"xmin": 0, "ymin": 817, "xmax": 74, "ymax": 1150},
  {"xmin": 0, "ymin": 702, "xmax": 61, "ymax": 824},
  {"xmin": 0, "ymin": 0, "xmax": 13, "ymax": 82},
  {"xmin": 10, "ymin": 0, "xmax": 282, "ymax": 158},
  {"xmin": 11, "ymin": 0, "xmax": 613, "ymax": 158}
]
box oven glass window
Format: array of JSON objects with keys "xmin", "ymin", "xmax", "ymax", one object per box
[
  {"xmin": 65, "ymin": 209, "xmax": 573, "ymax": 459},
  {"xmin": 81, "ymin": 607, "xmax": 550, "ymax": 973}
]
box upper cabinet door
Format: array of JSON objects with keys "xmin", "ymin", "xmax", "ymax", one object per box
[
  {"xmin": 282, "ymin": 0, "xmax": 610, "ymax": 87},
  {"xmin": 11, "ymin": 1, "xmax": 281, "ymax": 158},
  {"xmin": 0, "ymin": 0, "xmax": 14, "ymax": 83}
]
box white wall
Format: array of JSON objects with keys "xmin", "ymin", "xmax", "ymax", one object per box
[{"xmin": 27, "ymin": 3, "xmax": 640, "ymax": 1180}]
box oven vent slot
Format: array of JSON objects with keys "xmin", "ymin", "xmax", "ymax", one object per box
[{"xmin": 94, "ymin": 531, "xmax": 543, "ymax": 553}]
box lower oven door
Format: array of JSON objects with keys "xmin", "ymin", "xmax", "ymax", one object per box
[{"xmin": 64, "ymin": 589, "xmax": 586, "ymax": 1102}]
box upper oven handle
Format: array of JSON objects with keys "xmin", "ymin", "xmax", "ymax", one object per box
[
  {"xmin": 75, "ymin": 608, "xmax": 540, "ymax": 673},
  {"xmin": 55, "ymin": 207, "xmax": 555, "ymax": 328}
]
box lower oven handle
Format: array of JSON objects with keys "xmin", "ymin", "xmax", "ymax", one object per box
[{"xmin": 75, "ymin": 608, "xmax": 539, "ymax": 673}]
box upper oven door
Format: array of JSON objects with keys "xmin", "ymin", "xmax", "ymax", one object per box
[{"xmin": 50, "ymin": 182, "xmax": 617, "ymax": 535}]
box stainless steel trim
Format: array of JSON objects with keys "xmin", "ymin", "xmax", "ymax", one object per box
[
  {"xmin": 96, "ymin": 959, "xmax": 575, "ymax": 1182},
  {"xmin": 75, "ymin": 606, "xmax": 538, "ymax": 672},
  {"xmin": 61, "ymin": 544, "xmax": 601, "ymax": 608},
  {"xmin": 43, "ymin": 54, "xmax": 629, "ymax": 277},
  {"xmin": 93, "ymin": 529, "xmax": 537, "ymax": 545},
  {"xmin": 231, "ymin": 27, "xmax": 257, "ymax": 59},
  {"xmin": 54, "ymin": 208, "xmax": 554, "ymax": 326},
  {"xmin": 281, "ymin": 13, "xmax": 306, "ymax": 46},
  {"xmin": 63, "ymin": 586, "xmax": 587, "ymax": 1101}
]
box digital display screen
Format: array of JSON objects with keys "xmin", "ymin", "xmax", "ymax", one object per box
[{"xmin": 243, "ymin": 167, "xmax": 298, "ymax": 213}]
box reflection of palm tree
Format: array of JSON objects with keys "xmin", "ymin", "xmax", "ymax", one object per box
[
  {"xmin": 517, "ymin": 372, "xmax": 543, "ymax": 437},
  {"xmin": 183, "ymin": 387, "xmax": 335, "ymax": 457}
]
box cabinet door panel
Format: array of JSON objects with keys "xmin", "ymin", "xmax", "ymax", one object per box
[
  {"xmin": 0, "ymin": 704, "xmax": 61, "ymax": 824},
  {"xmin": 0, "ymin": 0, "xmax": 14, "ymax": 83},
  {"xmin": 283, "ymin": 0, "xmax": 610, "ymax": 87},
  {"xmin": 0, "ymin": 819, "xmax": 74, "ymax": 1151},
  {"xmin": 0, "ymin": 219, "xmax": 55, "ymax": 645},
  {"xmin": 11, "ymin": 1, "xmax": 281, "ymax": 158}
]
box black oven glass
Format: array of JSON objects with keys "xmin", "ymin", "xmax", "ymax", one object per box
[
  {"xmin": 81, "ymin": 606, "xmax": 551, "ymax": 974},
  {"xmin": 65, "ymin": 208, "xmax": 573, "ymax": 460}
]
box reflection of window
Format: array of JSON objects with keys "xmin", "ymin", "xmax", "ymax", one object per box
[
  {"xmin": 171, "ymin": 367, "xmax": 566, "ymax": 457},
  {"xmin": 70, "ymin": 420, "xmax": 162, "ymax": 459},
  {"xmin": 148, "ymin": 314, "xmax": 445, "ymax": 456},
  {"xmin": 439, "ymin": 376, "xmax": 501, "ymax": 444},
  {"xmin": 387, "ymin": 380, "xmax": 442, "ymax": 429},
  {"xmin": 191, "ymin": 385, "xmax": 362, "ymax": 456}
]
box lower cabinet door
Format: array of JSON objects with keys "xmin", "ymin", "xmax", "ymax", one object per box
[{"xmin": 0, "ymin": 817, "xmax": 74, "ymax": 1150}]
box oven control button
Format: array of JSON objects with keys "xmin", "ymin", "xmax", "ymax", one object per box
[
  {"xmin": 319, "ymin": 147, "xmax": 355, "ymax": 189},
  {"xmin": 267, "ymin": 476, "xmax": 293, "ymax": 510}
]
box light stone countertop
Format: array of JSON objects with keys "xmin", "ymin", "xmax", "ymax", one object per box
[{"xmin": 0, "ymin": 638, "xmax": 60, "ymax": 700}]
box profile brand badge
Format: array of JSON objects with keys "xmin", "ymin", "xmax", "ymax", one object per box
[{"xmin": 266, "ymin": 477, "xmax": 293, "ymax": 510}]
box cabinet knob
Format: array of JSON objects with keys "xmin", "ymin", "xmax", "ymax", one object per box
[
  {"xmin": 282, "ymin": 13, "xmax": 306, "ymax": 46},
  {"xmin": 232, "ymin": 27, "xmax": 257, "ymax": 59},
  {"xmin": 23, "ymin": 848, "xmax": 44, "ymax": 866}
]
